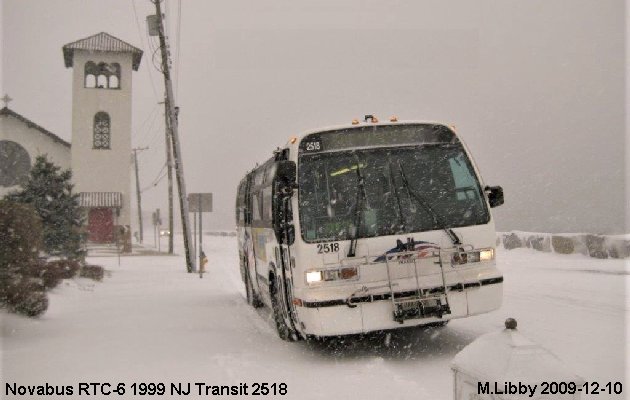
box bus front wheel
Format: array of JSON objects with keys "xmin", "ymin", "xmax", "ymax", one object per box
[{"xmin": 271, "ymin": 279, "xmax": 297, "ymax": 342}]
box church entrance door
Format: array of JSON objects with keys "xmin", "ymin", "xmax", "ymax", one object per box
[{"xmin": 88, "ymin": 207, "xmax": 114, "ymax": 243}]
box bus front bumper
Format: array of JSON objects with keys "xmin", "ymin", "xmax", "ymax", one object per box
[{"xmin": 293, "ymin": 277, "xmax": 503, "ymax": 337}]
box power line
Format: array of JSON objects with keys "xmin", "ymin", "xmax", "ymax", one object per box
[
  {"xmin": 145, "ymin": 172, "xmax": 167, "ymax": 192},
  {"xmin": 133, "ymin": 103, "xmax": 158, "ymax": 135},
  {"xmin": 151, "ymin": 46, "xmax": 164, "ymax": 74},
  {"xmin": 153, "ymin": 162, "xmax": 167, "ymax": 181},
  {"xmin": 136, "ymin": 106, "xmax": 162, "ymax": 146},
  {"xmin": 146, "ymin": 125, "xmax": 167, "ymax": 149},
  {"xmin": 141, "ymin": 166, "xmax": 168, "ymax": 193},
  {"xmin": 140, "ymin": 112, "xmax": 166, "ymax": 149}
]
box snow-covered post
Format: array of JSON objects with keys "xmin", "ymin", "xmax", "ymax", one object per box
[{"xmin": 451, "ymin": 318, "xmax": 584, "ymax": 399}]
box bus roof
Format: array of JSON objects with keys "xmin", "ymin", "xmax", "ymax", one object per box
[{"xmin": 286, "ymin": 120, "xmax": 456, "ymax": 148}]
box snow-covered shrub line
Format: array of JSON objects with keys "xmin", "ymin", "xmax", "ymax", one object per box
[
  {"xmin": 497, "ymin": 231, "xmax": 629, "ymax": 259},
  {"xmin": 79, "ymin": 265, "xmax": 105, "ymax": 281}
]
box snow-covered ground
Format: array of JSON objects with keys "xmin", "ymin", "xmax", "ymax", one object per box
[{"xmin": 1, "ymin": 236, "xmax": 628, "ymax": 399}]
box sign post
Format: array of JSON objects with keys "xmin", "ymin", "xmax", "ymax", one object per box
[
  {"xmin": 188, "ymin": 193, "xmax": 213, "ymax": 277},
  {"xmin": 152, "ymin": 209, "xmax": 162, "ymax": 252}
]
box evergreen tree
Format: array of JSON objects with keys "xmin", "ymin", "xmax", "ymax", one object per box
[{"xmin": 7, "ymin": 155, "xmax": 86, "ymax": 261}]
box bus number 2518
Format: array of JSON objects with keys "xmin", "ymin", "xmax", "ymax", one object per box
[{"xmin": 317, "ymin": 243, "xmax": 339, "ymax": 253}]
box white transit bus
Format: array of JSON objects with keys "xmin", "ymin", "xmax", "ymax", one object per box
[{"xmin": 236, "ymin": 116, "xmax": 504, "ymax": 341}]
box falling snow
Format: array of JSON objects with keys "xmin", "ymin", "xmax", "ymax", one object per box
[{"xmin": 2, "ymin": 235, "xmax": 627, "ymax": 400}]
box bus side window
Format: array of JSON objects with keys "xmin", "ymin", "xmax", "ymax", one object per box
[
  {"xmin": 238, "ymin": 207, "xmax": 245, "ymax": 225},
  {"xmin": 236, "ymin": 181, "xmax": 245, "ymax": 225},
  {"xmin": 252, "ymin": 190, "xmax": 262, "ymax": 222},
  {"xmin": 254, "ymin": 169, "xmax": 264, "ymax": 187},
  {"xmin": 449, "ymin": 154, "xmax": 478, "ymax": 201},
  {"xmin": 262, "ymin": 185, "xmax": 273, "ymax": 223},
  {"xmin": 264, "ymin": 163, "xmax": 276, "ymax": 185}
]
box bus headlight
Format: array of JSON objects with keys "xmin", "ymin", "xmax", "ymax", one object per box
[
  {"xmin": 306, "ymin": 266, "xmax": 358, "ymax": 284},
  {"xmin": 479, "ymin": 249, "xmax": 494, "ymax": 262},
  {"xmin": 306, "ymin": 271, "xmax": 323, "ymax": 283},
  {"xmin": 452, "ymin": 248, "xmax": 495, "ymax": 266}
]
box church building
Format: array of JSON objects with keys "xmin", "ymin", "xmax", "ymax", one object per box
[
  {"xmin": 62, "ymin": 32, "xmax": 143, "ymax": 249},
  {"xmin": 0, "ymin": 103, "xmax": 71, "ymax": 198},
  {"xmin": 0, "ymin": 32, "xmax": 143, "ymax": 253}
]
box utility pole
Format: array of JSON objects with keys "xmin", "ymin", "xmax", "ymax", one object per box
[
  {"xmin": 159, "ymin": 99, "xmax": 175, "ymax": 254},
  {"xmin": 151, "ymin": 0, "xmax": 194, "ymax": 272},
  {"xmin": 133, "ymin": 147, "xmax": 149, "ymax": 243}
]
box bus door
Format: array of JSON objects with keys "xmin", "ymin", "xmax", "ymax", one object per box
[{"xmin": 273, "ymin": 161, "xmax": 299, "ymax": 329}]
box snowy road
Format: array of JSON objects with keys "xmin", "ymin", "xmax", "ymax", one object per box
[{"xmin": 2, "ymin": 236, "xmax": 628, "ymax": 400}]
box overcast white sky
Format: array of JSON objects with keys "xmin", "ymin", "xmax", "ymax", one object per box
[{"xmin": 1, "ymin": 0, "xmax": 627, "ymax": 234}]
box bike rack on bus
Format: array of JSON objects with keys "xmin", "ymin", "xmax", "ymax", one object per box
[{"xmin": 384, "ymin": 247, "xmax": 455, "ymax": 323}]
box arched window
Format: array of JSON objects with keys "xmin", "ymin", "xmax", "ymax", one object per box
[
  {"xmin": 109, "ymin": 63, "xmax": 121, "ymax": 89},
  {"xmin": 84, "ymin": 61, "xmax": 120, "ymax": 89},
  {"xmin": 84, "ymin": 61, "xmax": 97, "ymax": 88},
  {"xmin": 85, "ymin": 74, "xmax": 96, "ymax": 88},
  {"xmin": 85, "ymin": 61, "xmax": 121, "ymax": 89},
  {"xmin": 109, "ymin": 75, "xmax": 119, "ymax": 89},
  {"xmin": 97, "ymin": 74, "xmax": 108, "ymax": 88},
  {"xmin": 0, "ymin": 140, "xmax": 31, "ymax": 187},
  {"xmin": 93, "ymin": 112, "xmax": 111, "ymax": 149}
]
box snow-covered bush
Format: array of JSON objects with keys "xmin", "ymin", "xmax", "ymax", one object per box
[
  {"xmin": 6, "ymin": 155, "xmax": 86, "ymax": 261},
  {"xmin": 46, "ymin": 259, "xmax": 82, "ymax": 280},
  {"xmin": 0, "ymin": 200, "xmax": 49, "ymax": 316},
  {"xmin": 585, "ymin": 234, "xmax": 607, "ymax": 259},
  {"xmin": 4, "ymin": 275, "xmax": 49, "ymax": 317},
  {"xmin": 502, "ymin": 233, "xmax": 522, "ymax": 250},
  {"xmin": 0, "ymin": 200, "xmax": 42, "ymax": 268},
  {"xmin": 500, "ymin": 231, "xmax": 629, "ymax": 259},
  {"xmin": 605, "ymin": 238, "xmax": 630, "ymax": 259},
  {"xmin": 551, "ymin": 236, "xmax": 574, "ymax": 254},
  {"xmin": 20, "ymin": 258, "xmax": 61, "ymax": 290},
  {"xmin": 80, "ymin": 265, "xmax": 105, "ymax": 281}
]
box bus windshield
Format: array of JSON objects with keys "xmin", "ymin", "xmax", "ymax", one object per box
[{"xmin": 298, "ymin": 144, "xmax": 490, "ymax": 243}]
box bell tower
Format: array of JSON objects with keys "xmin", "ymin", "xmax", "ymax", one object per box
[{"xmin": 63, "ymin": 32, "xmax": 143, "ymax": 250}]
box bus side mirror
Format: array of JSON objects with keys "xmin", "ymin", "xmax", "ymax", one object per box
[
  {"xmin": 485, "ymin": 185, "xmax": 504, "ymax": 208},
  {"xmin": 274, "ymin": 160, "xmax": 297, "ymax": 246},
  {"xmin": 276, "ymin": 160, "xmax": 297, "ymax": 190}
]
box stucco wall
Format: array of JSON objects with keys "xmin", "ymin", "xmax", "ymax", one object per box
[{"xmin": 70, "ymin": 50, "xmax": 134, "ymax": 228}]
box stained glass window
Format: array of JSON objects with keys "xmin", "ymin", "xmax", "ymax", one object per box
[
  {"xmin": 93, "ymin": 112, "xmax": 111, "ymax": 149},
  {"xmin": 0, "ymin": 140, "xmax": 31, "ymax": 187}
]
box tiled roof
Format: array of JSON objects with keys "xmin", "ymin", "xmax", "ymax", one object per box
[
  {"xmin": 0, "ymin": 107, "xmax": 71, "ymax": 148},
  {"xmin": 62, "ymin": 32, "xmax": 143, "ymax": 71},
  {"xmin": 79, "ymin": 192, "xmax": 122, "ymax": 207}
]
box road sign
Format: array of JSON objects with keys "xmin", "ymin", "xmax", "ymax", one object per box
[
  {"xmin": 152, "ymin": 209, "xmax": 162, "ymax": 226},
  {"xmin": 188, "ymin": 193, "xmax": 213, "ymax": 212}
]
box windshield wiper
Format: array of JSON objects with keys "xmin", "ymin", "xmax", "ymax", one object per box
[
  {"xmin": 347, "ymin": 157, "xmax": 367, "ymax": 257},
  {"xmin": 397, "ymin": 161, "xmax": 461, "ymax": 246},
  {"xmin": 388, "ymin": 160, "xmax": 406, "ymax": 232}
]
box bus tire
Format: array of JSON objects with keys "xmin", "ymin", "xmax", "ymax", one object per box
[
  {"xmin": 271, "ymin": 278, "xmax": 296, "ymax": 342},
  {"xmin": 245, "ymin": 272, "xmax": 263, "ymax": 308}
]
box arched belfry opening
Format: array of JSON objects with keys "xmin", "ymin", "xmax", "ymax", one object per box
[{"xmin": 63, "ymin": 32, "xmax": 143, "ymax": 251}]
